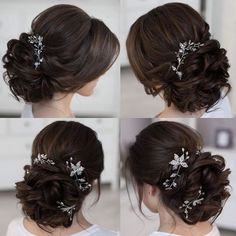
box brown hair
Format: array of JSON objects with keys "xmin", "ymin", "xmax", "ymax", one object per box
[
  {"xmin": 3, "ymin": 4, "xmax": 120, "ymax": 103},
  {"xmin": 125, "ymin": 121, "xmax": 231, "ymax": 224},
  {"xmin": 16, "ymin": 121, "xmax": 104, "ymax": 229},
  {"xmin": 126, "ymin": 3, "xmax": 231, "ymax": 113}
]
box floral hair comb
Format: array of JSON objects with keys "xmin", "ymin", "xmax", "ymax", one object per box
[
  {"xmin": 31, "ymin": 154, "xmax": 91, "ymax": 221},
  {"xmin": 172, "ymin": 40, "xmax": 204, "ymax": 80},
  {"xmin": 163, "ymin": 148, "xmax": 190, "ymax": 190},
  {"xmin": 179, "ymin": 186, "xmax": 205, "ymax": 219},
  {"xmin": 57, "ymin": 201, "xmax": 76, "ymax": 221},
  {"xmin": 66, "ymin": 157, "xmax": 92, "ymax": 192},
  {"xmin": 33, "ymin": 153, "xmax": 55, "ymax": 165},
  {"xmin": 28, "ymin": 34, "xmax": 44, "ymax": 69}
]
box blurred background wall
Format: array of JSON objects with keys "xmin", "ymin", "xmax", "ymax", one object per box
[
  {"xmin": 0, "ymin": 118, "xmax": 119, "ymax": 235},
  {"xmin": 121, "ymin": 0, "xmax": 236, "ymax": 118},
  {"xmin": 0, "ymin": 0, "xmax": 120, "ymax": 117},
  {"xmin": 120, "ymin": 118, "xmax": 236, "ymax": 236}
]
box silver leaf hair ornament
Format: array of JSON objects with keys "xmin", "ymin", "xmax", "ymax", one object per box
[
  {"xmin": 66, "ymin": 157, "xmax": 92, "ymax": 191},
  {"xmin": 163, "ymin": 148, "xmax": 190, "ymax": 190},
  {"xmin": 33, "ymin": 153, "xmax": 55, "ymax": 165},
  {"xmin": 172, "ymin": 40, "xmax": 204, "ymax": 80},
  {"xmin": 57, "ymin": 201, "xmax": 76, "ymax": 221},
  {"xmin": 28, "ymin": 34, "xmax": 45, "ymax": 69},
  {"xmin": 179, "ymin": 187, "xmax": 205, "ymax": 219}
]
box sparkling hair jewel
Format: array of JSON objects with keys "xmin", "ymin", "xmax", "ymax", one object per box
[
  {"xmin": 28, "ymin": 34, "xmax": 44, "ymax": 69},
  {"xmin": 172, "ymin": 40, "xmax": 204, "ymax": 80},
  {"xmin": 31, "ymin": 154, "xmax": 91, "ymax": 221}
]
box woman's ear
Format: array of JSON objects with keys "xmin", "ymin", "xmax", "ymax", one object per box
[
  {"xmin": 142, "ymin": 183, "xmax": 160, "ymax": 213},
  {"xmin": 149, "ymin": 184, "xmax": 160, "ymax": 197}
]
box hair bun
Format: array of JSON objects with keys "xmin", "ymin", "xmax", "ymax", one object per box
[
  {"xmin": 166, "ymin": 39, "xmax": 231, "ymax": 113},
  {"xmin": 2, "ymin": 32, "xmax": 55, "ymax": 103},
  {"xmin": 17, "ymin": 161, "xmax": 88, "ymax": 228},
  {"xmin": 170, "ymin": 152, "xmax": 231, "ymax": 224},
  {"xmin": 126, "ymin": 3, "xmax": 231, "ymax": 113}
]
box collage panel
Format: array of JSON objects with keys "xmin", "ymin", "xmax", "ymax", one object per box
[
  {"xmin": 120, "ymin": 118, "xmax": 236, "ymax": 236},
  {"xmin": 0, "ymin": 0, "xmax": 120, "ymax": 118},
  {"xmin": 0, "ymin": 118, "xmax": 119, "ymax": 235},
  {"xmin": 121, "ymin": 0, "xmax": 236, "ymax": 118}
]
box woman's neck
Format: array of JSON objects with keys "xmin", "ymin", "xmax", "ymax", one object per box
[
  {"xmin": 32, "ymin": 93, "xmax": 75, "ymax": 118},
  {"xmin": 158, "ymin": 206, "xmax": 213, "ymax": 236},
  {"xmin": 24, "ymin": 211, "xmax": 92, "ymax": 236},
  {"xmin": 158, "ymin": 104, "xmax": 205, "ymax": 118}
]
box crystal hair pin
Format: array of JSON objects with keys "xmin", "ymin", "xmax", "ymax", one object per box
[
  {"xmin": 163, "ymin": 148, "xmax": 190, "ymax": 190},
  {"xmin": 57, "ymin": 201, "xmax": 76, "ymax": 221},
  {"xmin": 66, "ymin": 157, "xmax": 91, "ymax": 191},
  {"xmin": 172, "ymin": 40, "xmax": 204, "ymax": 80},
  {"xmin": 33, "ymin": 154, "xmax": 55, "ymax": 165},
  {"xmin": 179, "ymin": 187, "xmax": 205, "ymax": 219},
  {"xmin": 28, "ymin": 34, "xmax": 44, "ymax": 69}
]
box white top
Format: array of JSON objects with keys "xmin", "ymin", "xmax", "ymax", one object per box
[
  {"xmin": 6, "ymin": 217, "xmax": 118, "ymax": 236},
  {"xmin": 149, "ymin": 224, "xmax": 220, "ymax": 236},
  {"xmin": 201, "ymin": 96, "xmax": 232, "ymax": 118},
  {"xmin": 21, "ymin": 103, "xmax": 34, "ymax": 118}
]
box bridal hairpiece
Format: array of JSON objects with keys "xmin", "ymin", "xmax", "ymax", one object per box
[
  {"xmin": 33, "ymin": 153, "xmax": 55, "ymax": 165},
  {"xmin": 28, "ymin": 34, "xmax": 45, "ymax": 69},
  {"xmin": 179, "ymin": 186, "xmax": 205, "ymax": 219},
  {"xmin": 172, "ymin": 40, "xmax": 204, "ymax": 80},
  {"xmin": 163, "ymin": 148, "xmax": 190, "ymax": 190},
  {"xmin": 163, "ymin": 148, "xmax": 201, "ymax": 190},
  {"xmin": 57, "ymin": 201, "xmax": 76, "ymax": 221},
  {"xmin": 66, "ymin": 157, "xmax": 92, "ymax": 192},
  {"xmin": 31, "ymin": 154, "xmax": 91, "ymax": 220}
]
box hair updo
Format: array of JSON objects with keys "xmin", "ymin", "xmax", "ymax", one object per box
[
  {"xmin": 126, "ymin": 121, "xmax": 231, "ymax": 225},
  {"xmin": 126, "ymin": 3, "xmax": 231, "ymax": 113},
  {"xmin": 16, "ymin": 121, "xmax": 104, "ymax": 229},
  {"xmin": 2, "ymin": 4, "xmax": 120, "ymax": 103}
]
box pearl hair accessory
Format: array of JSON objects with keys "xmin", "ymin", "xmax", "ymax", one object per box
[
  {"xmin": 163, "ymin": 148, "xmax": 201, "ymax": 190},
  {"xmin": 66, "ymin": 157, "xmax": 92, "ymax": 192},
  {"xmin": 57, "ymin": 201, "xmax": 76, "ymax": 221},
  {"xmin": 29, "ymin": 154, "xmax": 91, "ymax": 221},
  {"xmin": 179, "ymin": 186, "xmax": 205, "ymax": 219},
  {"xmin": 33, "ymin": 153, "xmax": 55, "ymax": 165},
  {"xmin": 163, "ymin": 148, "xmax": 190, "ymax": 190},
  {"xmin": 172, "ymin": 40, "xmax": 204, "ymax": 80},
  {"xmin": 28, "ymin": 34, "xmax": 44, "ymax": 69}
]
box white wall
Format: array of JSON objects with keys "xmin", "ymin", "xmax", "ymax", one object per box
[{"xmin": 0, "ymin": 118, "xmax": 119, "ymax": 190}]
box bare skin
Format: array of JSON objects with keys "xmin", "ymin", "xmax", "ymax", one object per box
[
  {"xmin": 23, "ymin": 211, "xmax": 92, "ymax": 236},
  {"xmin": 31, "ymin": 79, "xmax": 99, "ymax": 118},
  {"xmin": 32, "ymin": 93, "xmax": 75, "ymax": 118},
  {"xmin": 142, "ymin": 184, "xmax": 214, "ymax": 236},
  {"xmin": 157, "ymin": 103, "xmax": 206, "ymax": 118}
]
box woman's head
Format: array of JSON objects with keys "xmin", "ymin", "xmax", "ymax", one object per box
[
  {"xmin": 126, "ymin": 121, "xmax": 231, "ymax": 225},
  {"xmin": 3, "ymin": 4, "xmax": 120, "ymax": 103},
  {"xmin": 16, "ymin": 121, "xmax": 104, "ymax": 228},
  {"xmin": 126, "ymin": 3, "xmax": 231, "ymax": 113}
]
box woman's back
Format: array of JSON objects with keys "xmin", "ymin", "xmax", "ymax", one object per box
[{"xmin": 7, "ymin": 217, "xmax": 118, "ymax": 236}]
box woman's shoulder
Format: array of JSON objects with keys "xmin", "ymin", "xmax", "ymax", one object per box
[
  {"xmin": 148, "ymin": 224, "xmax": 220, "ymax": 236},
  {"xmin": 6, "ymin": 217, "xmax": 30, "ymax": 236},
  {"xmin": 72, "ymin": 224, "xmax": 119, "ymax": 236},
  {"xmin": 148, "ymin": 232, "xmax": 179, "ymax": 236}
]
